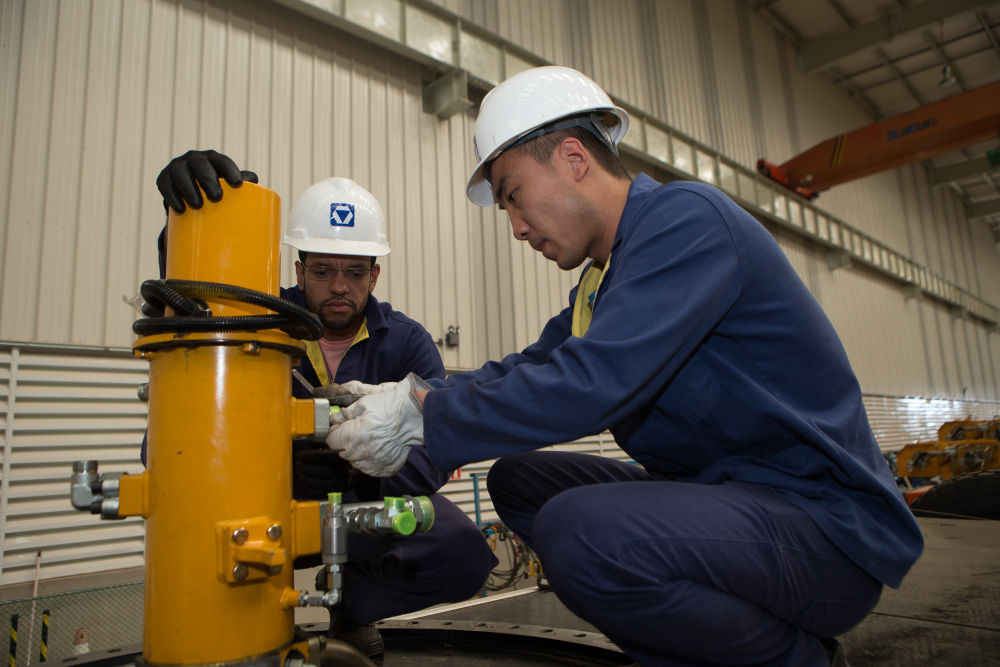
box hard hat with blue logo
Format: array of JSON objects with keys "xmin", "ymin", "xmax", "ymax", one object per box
[
  {"xmin": 284, "ymin": 177, "xmax": 391, "ymax": 256},
  {"xmin": 466, "ymin": 66, "xmax": 630, "ymax": 207}
]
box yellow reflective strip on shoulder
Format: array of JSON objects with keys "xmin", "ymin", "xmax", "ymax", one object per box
[
  {"xmin": 350, "ymin": 317, "xmax": 369, "ymax": 347},
  {"xmin": 303, "ymin": 340, "xmax": 330, "ymax": 387},
  {"xmin": 306, "ymin": 318, "xmax": 368, "ymax": 387},
  {"xmin": 570, "ymin": 254, "xmax": 611, "ymax": 338}
]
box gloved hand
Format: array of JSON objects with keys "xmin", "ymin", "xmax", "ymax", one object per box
[
  {"xmin": 313, "ymin": 380, "xmax": 397, "ymax": 407},
  {"xmin": 325, "ymin": 373, "xmax": 431, "ymax": 477},
  {"xmin": 156, "ymin": 149, "xmax": 258, "ymax": 213}
]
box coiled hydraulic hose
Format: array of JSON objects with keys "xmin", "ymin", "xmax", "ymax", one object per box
[{"xmin": 133, "ymin": 279, "xmax": 323, "ymax": 340}]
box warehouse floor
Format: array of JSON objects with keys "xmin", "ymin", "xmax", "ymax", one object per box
[
  {"xmin": 337, "ymin": 516, "xmax": 1000, "ymax": 665},
  {"xmin": 836, "ymin": 517, "xmax": 1000, "ymax": 666}
]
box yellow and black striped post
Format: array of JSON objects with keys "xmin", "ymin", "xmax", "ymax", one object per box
[
  {"xmin": 38, "ymin": 611, "xmax": 48, "ymax": 662},
  {"xmin": 8, "ymin": 614, "xmax": 17, "ymax": 667}
]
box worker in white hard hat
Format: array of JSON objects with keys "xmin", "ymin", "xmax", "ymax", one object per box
[
  {"xmin": 324, "ymin": 66, "xmax": 924, "ymax": 666},
  {"xmin": 151, "ymin": 150, "xmax": 497, "ymax": 660}
]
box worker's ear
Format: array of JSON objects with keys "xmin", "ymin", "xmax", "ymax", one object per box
[
  {"xmin": 294, "ymin": 261, "xmax": 306, "ymax": 290},
  {"xmin": 557, "ymin": 137, "xmax": 590, "ymax": 183},
  {"xmin": 369, "ymin": 263, "xmax": 381, "ymax": 293}
]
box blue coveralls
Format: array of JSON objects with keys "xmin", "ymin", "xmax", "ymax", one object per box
[{"xmin": 422, "ymin": 175, "xmax": 924, "ymax": 665}]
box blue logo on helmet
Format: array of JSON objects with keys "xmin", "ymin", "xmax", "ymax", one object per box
[{"xmin": 330, "ymin": 203, "xmax": 355, "ymax": 227}]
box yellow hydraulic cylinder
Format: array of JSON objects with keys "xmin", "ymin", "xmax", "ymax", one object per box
[
  {"xmin": 163, "ymin": 182, "xmax": 280, "ymax": 314},
  {"xmin": 132, "ymin": 182, "xmax": 311, "ymax": 665}
]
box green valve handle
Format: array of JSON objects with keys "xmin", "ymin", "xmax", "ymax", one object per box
[
  {"xmin": 328, "ymin": 492, "xmax": 342, "ymax": 505},
  {"xmin": 392, "ymin": 511, "xmax": 417, "ymax": 536},
  {"xmin": 385, "ymin": 496, "xmax": 406, "ymax": 512},
  {"xmin": 330, "ymin": 405, "xmax": 341, "ymax": 417}
]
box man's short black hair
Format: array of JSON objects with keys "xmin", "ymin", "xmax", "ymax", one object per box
[
  {"xmin": 515, "ymin": 125, "xmax": 630, "ymax": 180},
  {"xmin": 485, "ymin": 114, "xmax": 631, "ymax": 186}
]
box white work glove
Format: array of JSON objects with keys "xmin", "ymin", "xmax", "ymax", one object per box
[
  {"xmin": 325, "ymin": 373, "xmax": 431, "ymax": 477},
  {"xmin": 313, "ymin": 379, "xmax": 397, "ymax": 406}
]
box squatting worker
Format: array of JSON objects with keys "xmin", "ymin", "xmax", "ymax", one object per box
[
  {"xmin": 149, "ymin": 151, "xmax": 497, "ymax": 659},
  {"xmin": 323, "ymin": 67, "xmax": 924, "ymax": 666}
]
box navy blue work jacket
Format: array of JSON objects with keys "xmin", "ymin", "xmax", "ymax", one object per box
[
  {"xmin": 423, "ymin": 174, "xmax": 923, "ymax": 589},
  {"xmin": 282, "ymin": 287, "xmax": 450, "ymax": 497}
]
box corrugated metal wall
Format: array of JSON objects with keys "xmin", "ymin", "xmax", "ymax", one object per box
[{"xmin": 2, "ymin": 0, "xmax": 999, "ymax": 585}]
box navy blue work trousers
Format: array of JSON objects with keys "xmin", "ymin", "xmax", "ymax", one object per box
[{"xmin": 487, "ymin": 451, "xmax": 882, "ymax": 666}]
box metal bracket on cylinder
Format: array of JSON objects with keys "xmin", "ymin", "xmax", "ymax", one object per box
[{"xmin": 217, "ymin": 516, "xmax": 288, "ymax": 584}]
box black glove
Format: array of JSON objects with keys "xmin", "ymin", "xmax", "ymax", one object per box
[{"xmin": 156, "ymin": 149, "xmax": 258, "ymax": 214}]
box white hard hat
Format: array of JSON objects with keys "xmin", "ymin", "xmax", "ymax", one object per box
[
  {"xmin": 466, "ymin": 66, "xmax": 630, "ymax": 207},
  {"xmin": 283, "ymin": 177, "xmax": 391, "ymax": 256}
]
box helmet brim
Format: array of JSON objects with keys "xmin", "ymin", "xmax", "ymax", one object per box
[{"xmin": 282, "ymin": 238, "xmax": 391, "ymax": 257}]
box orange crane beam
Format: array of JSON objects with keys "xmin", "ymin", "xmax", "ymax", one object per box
[{"xmin": 758, "ymin": 80, "xmax": 1000, "ymax": 199}]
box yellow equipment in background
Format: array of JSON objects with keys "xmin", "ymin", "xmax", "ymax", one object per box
[
  {"xmin": 896, "ymin": 418, "xmax": 1000, "ymax": 482},
  {"xmin": 70, "ymin": 182, "xmax": 432, "ymax": 667}
]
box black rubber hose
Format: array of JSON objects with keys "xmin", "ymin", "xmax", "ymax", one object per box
[
  {"xmin": 140, "ymin": 280, "xmax": 209, "ymax": 317},
  {"xmin": 134, "ymin": 279, "xmax": 322, "ymax": 340}
]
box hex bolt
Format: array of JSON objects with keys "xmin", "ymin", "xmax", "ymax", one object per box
[
  {"xmin": 266, "ymin": 524, "xmax": 282, "ymax": 540},
  {"xmin": 232, "ymin": 527, "xmax": 249, "ymax": 545},
  {"xmin": 232, "ymin": 564, "xmax": 249, "ymax": 581}
]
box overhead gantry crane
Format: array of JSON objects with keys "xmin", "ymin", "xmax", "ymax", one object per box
[{"xmin": 758, "ymin": 80, "xmax": 1000, "ymax": 199}]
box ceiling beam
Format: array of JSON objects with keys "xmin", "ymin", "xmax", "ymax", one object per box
[
  {"xmin": 828, "ymin": 66, "xmax": 883, "ymax": 119},
  {"xmin": 876, "ymin": 49, "xmax": 924, "ymax": 105},
  {"xmin": 798, "ymin": 0, "xmax": 1000, "ymax": 74},
  {"xmin": 751, "ymin": 1, "xmax": 802, "ymax": 44},
  {"xmin": 967, "ymin": 198, "xmax": 1000, "ymax": 218},
  {"xmin": 921, "ymin": 28, "xmax": 967, "ymax": 91},
  {"xmin": 979, "ymin": 9, "xmax": 1000, "ymax": 60},
  {"xmin": 990, "ymin": 223, "xmax": 1000, "ymax": 245},
  {"xmin": 931, "ymin": 153, "xmax": 1000, "ymax": 185}
]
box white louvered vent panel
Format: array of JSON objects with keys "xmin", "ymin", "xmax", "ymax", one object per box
[
  {"xmin": 864, "ymin": 394, "xmax": 1000, "ymax": 452},
  {"xmin": 0, "ymin": 345, "xmax": 149, "ymax": 586}
]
